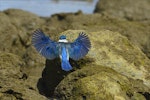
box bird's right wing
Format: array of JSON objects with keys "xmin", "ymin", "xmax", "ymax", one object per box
[
  {"xmin": 32, "ymin": 29, "xmax": 59, "ymax": 60},
  {"xmin": 68, "ymin": 32, "xmax": 91, "ymax": 60}
]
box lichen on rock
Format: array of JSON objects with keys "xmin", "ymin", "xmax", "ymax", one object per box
[
  {"xmin": 0, "ymin": 7, "xmax": 150, "ymax": 99},
  {"xmin": 0, "ymin": 52, "xmax": 46, "ymax": 100},
  {"xmin": 54, "ymin": 30, "xmax": 150, "ymax": 100}
]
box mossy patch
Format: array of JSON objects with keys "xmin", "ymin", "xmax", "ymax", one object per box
[{"xmin": 55, "ymin": 65, "xmax": 148, "ymax": 100}]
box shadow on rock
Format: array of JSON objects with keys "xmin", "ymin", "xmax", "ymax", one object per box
[
  {"xmin": 37, "ymin": 58, "xmax": 71, "ymax": 98},
  {"xmin": 37, "ymin": 57, "xmax": 94, "ymax": 98}
]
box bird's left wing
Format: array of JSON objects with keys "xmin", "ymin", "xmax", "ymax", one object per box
[
  {"xmin": 32, "ymin": 29, "xmax": 59, "ymax": 60},
  {"xmin": 67, "ymin": 32, "xmax": 91, "ymax": 60}
]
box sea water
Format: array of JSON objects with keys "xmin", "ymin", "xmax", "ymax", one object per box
[{"xmin": 0, "ymin": 0, "xmax": 99, "ymax": 17}]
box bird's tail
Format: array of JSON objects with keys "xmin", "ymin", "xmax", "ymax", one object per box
[{"xmin": 61, "ymin": 60, "xmax": 72, "ymax": 71}]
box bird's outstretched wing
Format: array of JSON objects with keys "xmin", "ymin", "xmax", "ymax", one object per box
[
  {"xmin": 68, "ymin": 32, "xmax": 91, "ymax": 60},
  {"xmin": 32, "ymin": 29, "xmax": 58, "ymax": 60}
]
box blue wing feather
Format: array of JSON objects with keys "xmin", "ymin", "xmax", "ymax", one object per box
[
  {"xmin": 32, "ymin": 29, "xmax": 58, "ymax": 60},
  {"xmin": 68, "ymin": 32, "xmax": 91, "ymax": 60}
]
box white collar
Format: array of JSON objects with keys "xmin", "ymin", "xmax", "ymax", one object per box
[{"xmin": 58, "ymin": 39, "xmax": 68, "ymax": 43}]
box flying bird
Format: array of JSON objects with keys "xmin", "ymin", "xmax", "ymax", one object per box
[{"xmin": 32, "ymin": 29, "xmax": 91, "ymax": 71}]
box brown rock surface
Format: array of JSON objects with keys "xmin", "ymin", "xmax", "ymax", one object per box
[
  {"xmin": 55, "ymin": 65, "xmax": 147, "ymax": 100},
  {"xmin": 0, "ymin": 8, "xmax": 149, "ymax": 99},
  {"xmin": 0, "ymin": 52, "xmax": 46, "ymax": 100},
  {"xmin": 47, "ymin": 13, "xmax": 150, "ymax": 59},
  {"xmin": 54, "ymin": 30, "xmax": 150, "ymax": 100},
  {"xmin": 94, "ymin": 0, "xmax": 150, "ymax": 21}
]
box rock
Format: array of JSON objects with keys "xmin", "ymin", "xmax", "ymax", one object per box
[
  {"xmin": 0, "ymin": 8, "xmax": 150, "ymax": 63},
  {"xmin": 0, "ymin": 9, "xmax": 60, "ymax": 99},
  {"xmin": 0, "ymin": 52, "xmax": 46, "ymax": 100},
  {"xmin": 0, "ymin": 9, "xmax": 150, "ymax": 99},
  {"xmin": 54, "ymin": 30, "xmax": 150, "ymax": 99},
  {"xmin": 47, "ymin": 13, "xmax": 150, "ymax": 59},
  {"xmin": 0, "ymin": 9, "xmax": 45, "ymax": 66},
  {"xmin": 94, "ymin": 0, "xmax": 150, "ymax": 21},
  {"xmin": 0, "ymin": 52, "xmax": 23, "ymax": 78},
  {"xmin": 55, "ymin": 65, "xmax": 148, "ymax": 100},
  {"xmin": 0, "ymin": 10, "xmax": 47, "ymax": 96},
  {"xmin": 65, "ymin": 30, "xmax": 150, "ymax": 88}
]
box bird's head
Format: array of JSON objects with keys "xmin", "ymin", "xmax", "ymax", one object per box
[
  {"xmin": 58, "ymin": 35, "xmax": 68, "ymax": 43},
  {"xmin": 59, "ymin": 35, "xmax": 66, "ymax": 40}
]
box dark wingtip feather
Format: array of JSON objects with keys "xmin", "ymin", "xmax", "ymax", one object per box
[
  {"xmin": 32, "ymin": 29, "xmax": 44, "ymax": 43},
  {"xmin": 79, "ymin": 32, "xmax": 91, "ymax": 49},
  {"xmin": 79, "ymin": 32, "xmax": 88, "ymax": 37},
  {"xmin": 32, "ymin": 29, "xmax": 41, "ymax": 36}
]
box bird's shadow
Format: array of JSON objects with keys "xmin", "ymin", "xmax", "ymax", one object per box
[
  {"xmin": 37, "ymin": 57, "xmax": 94, "ymax": 98},
  {"xmin": 37, "ymin": 58, "xmax": 71, "ymax": 98}
]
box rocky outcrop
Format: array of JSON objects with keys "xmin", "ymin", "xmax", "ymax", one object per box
[
  {"xmin": 55, "ymin": 65, "xmax": 147, "ymax": 100},
  {"xmin": 54, "ymin": 30, "xmax": 150, "ymax": 100},
  {"xmin": 0, "ymin": 8, "xmax": 149, "ymax": 99},
  {"xmin": 48, "ymin": 12, "xmax": 150, "ymax": 59},
  {"xmin": 94, "ymin": 0, "xmax": 150, "ymax": 21},
  {"xmin": 0, "ymin": 52, "xmax": 46, "ymax": 100},
  {"xmin": 0, "ymin": 9, "xmax": 46, "ymax": 67}
]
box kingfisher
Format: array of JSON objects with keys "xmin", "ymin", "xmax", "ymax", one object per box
[{"xmin": 32, "ymin": 29, "xmax": 91, "ymax": 71}]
